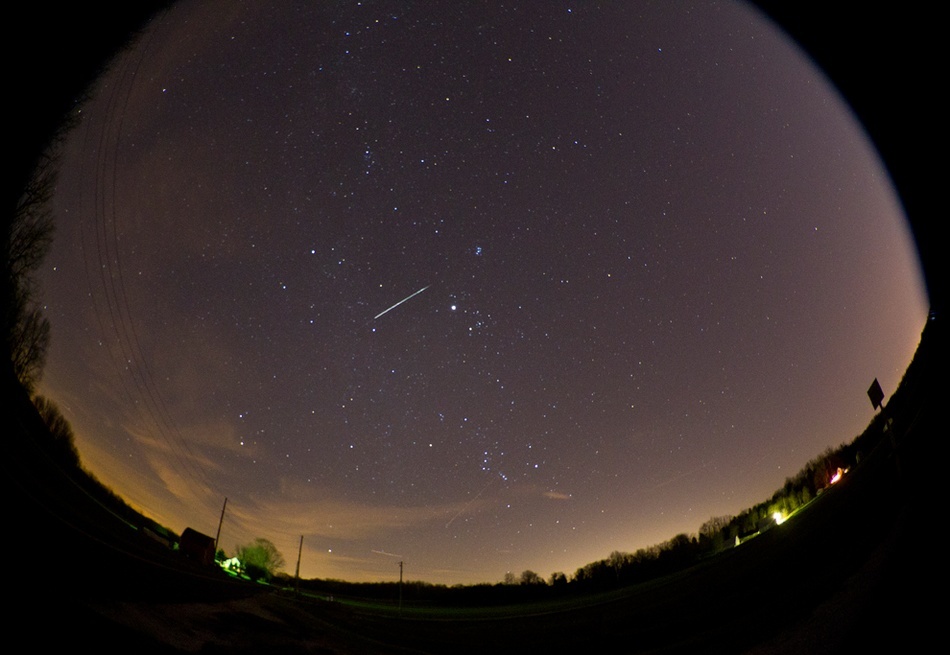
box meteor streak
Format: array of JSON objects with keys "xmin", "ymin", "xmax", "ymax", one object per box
[{"xmin": 374, "ymin": 285, "xmax": 430, "ymax": 319}]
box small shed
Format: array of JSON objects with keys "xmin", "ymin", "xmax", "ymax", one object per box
[{"xmin": 180, "ymin": 527, "xmax": 216, "ymax": 566}]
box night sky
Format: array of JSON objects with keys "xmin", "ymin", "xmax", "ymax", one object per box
[{"xmin": 38, "ymin": 1, "xmax": 927, "ymax": 585}]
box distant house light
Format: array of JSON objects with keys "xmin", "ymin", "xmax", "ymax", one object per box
[{"xmin": 830, "ymin": 467, "xmax": 846, "ymax": 485}]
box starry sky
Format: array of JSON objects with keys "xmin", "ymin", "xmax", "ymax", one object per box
[{"xmin": 38, "ymin": 0, "xmax": 928, "ymax": 585}]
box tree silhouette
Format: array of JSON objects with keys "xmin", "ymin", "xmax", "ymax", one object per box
[
  {"xmin": 698, "ymin": 514, "xmax": 734, "ymax": 553},
  {"xmin": 519, "ymin": 570, "xmax": 544, "ymax": 585},
  {"xmin": 3, "ymin": 149, "xmax": 55, "ymax": 392},
  {"xmin": 236, "ymin": 538, "xmax": 285, "ymax": 581},
  {"xmin": 33, "ymin": 395, "xmax": 80, "ymax": 467}
]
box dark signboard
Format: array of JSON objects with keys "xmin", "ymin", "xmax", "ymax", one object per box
[{"xmin": 867, "ymin": 378, "xmax": 885, "ymax": 410}]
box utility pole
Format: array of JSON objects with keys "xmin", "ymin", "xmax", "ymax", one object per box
[
  {"xmin": 214, "ymin": 497, "xmax": 228, "ymax": 557},
  {"xmin": 295, "ymin": 535, "xmax": 303, "ymax": 597},
  {"xmin": 398, "ymin": 560, "xmax": 403, "ymax": 614}
]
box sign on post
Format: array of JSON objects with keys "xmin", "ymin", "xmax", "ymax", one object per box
[{"xmin": 867, "ymin": 378, "xmax": 885, "ymax": 410}]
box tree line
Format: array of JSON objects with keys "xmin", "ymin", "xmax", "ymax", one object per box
[{"xmin": 3, "ymin": 147, "xmax": 55, "ymax": 393}]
